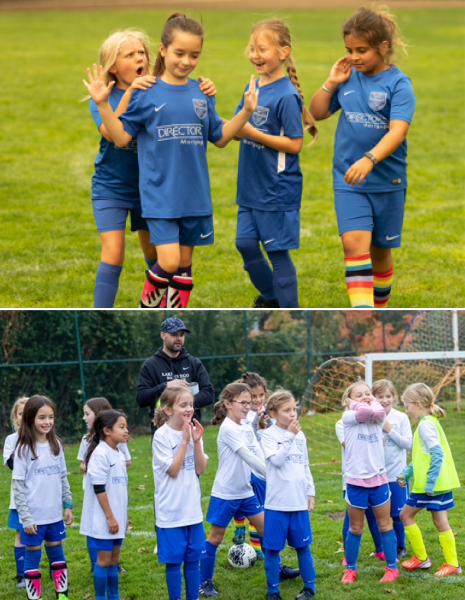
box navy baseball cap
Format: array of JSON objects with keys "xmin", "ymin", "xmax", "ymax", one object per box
[{"xmin": 161, "ymin": 317, "xmax": 190, "ymax": 334}]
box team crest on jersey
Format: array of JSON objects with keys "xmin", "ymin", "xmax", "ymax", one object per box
[
  {"xmin": 253, "ymin": 106, "xmax": 269, "ymax": 127},
  {"xmin": 193, "ymin": 99, "xmax": 208, "ymax": 119},
  {"xmin": 245, "ymin": 431, "xmax": 254, "ymax": 445},
  {"xmin": 296, "ymin": 439, "xmax": 304, "ymax": 453},
  {"xmin": 369, "ymin": 92, "xmax": 387, "ymax": 111}
]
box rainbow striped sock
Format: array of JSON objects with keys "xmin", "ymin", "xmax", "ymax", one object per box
[
  {"xmin": 249, "ymin": 523, "xmax": 262, "ymax": 551},
  {"xmin": 344, "ymin": 253, "xmax": 374, "ymax": 307},
  {"xmin": 373, "ymin": 267, "xmax": 394, "ymax": 308}
]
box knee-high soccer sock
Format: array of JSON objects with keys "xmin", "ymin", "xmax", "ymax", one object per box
[
  {"xmin": 373, "ymin": 267, "xmax": 394, "ymax": 308},
  {"xmin": 438, "ymin": 529, "xmax": 459, "ymax": 567},
  {"xmin": 236, "ymin": 237, "xmax": 277, "ymax": 301},
  {"xmin": 296, "ymin": 546, "xmax": 316, "ymax": 592},
  {"xmin": 200, "ymin": 541, "xmax": 218, "ymax": 582},
  {"xmin": 366, "ymin": 505, "xmax": 383, "ymax": 553},
  {"xmin": 342, "ymin": 510, "xmax": 349, "ymax": 553},
  {"xmin": 344, "ymin": 253, "xmax": 374, "ymax": 307},
  {"xmin": 93, "ymin": 565, "xmax": 108, "ymax": 600},
  {"xmin": 140, "ymin": 262, "xmax": 174, "ymax": 308},
  {"xmin": 184, "ymin": 560, "xmax": 201, "ymax": 600},
  {"xmin": 249, "ymin": 523, "xmax": 262, "ymax": 552},
  {"xmin": 94, "ymin": 262, "xmax": 123, "ymax": 308},
  {"xmin": 167, "ymin": 264, "xmax": 193, "ymax": 308},
  {"xmin": 86, "ymin": 536, "xmax": 98, "ymax": 571},
  {"xmin": 14, "ymin": 545, "xmax": 26, "ymax": 578},
  {"xmin": 107, "ymin": 564, "xmax": 119, "ymax": 600},
  {"xmin": 265, "ymin": 549, "xmax": 281, "ymax": 594},
  {"xmin": 234, "ymin": 517, "xmax": 246, "ymax": 528},
  {"xmin": 25, "ymin": 548, "xmax": 42, "ymax": 600},
  {"xmin": 381, "ymin": 529, "xmax": 398, "ymax": 569},
  {"xmin": 46, "ymin": 544, "xmax": 68, "ymax": 598},
  {"xmin": 404, "ymin": 523, "xmax": 428, "ymax": 561},
  {"xmin": 267, "ymin": 250, "xmax": 299, "ymax": 308},
  {"xmin": 345, "ymin": 531, "xmax": 362, "ymax": 570},
  {"xmin": 144, "ymin": 256, "xmax": 157, "ymax": 271},
  {"xmin": 392, "ymin": 516, "xmax": 406, "ymax": 551},
  {"xmin": 166, "ymin": 563, "xmax": 182, "ymax": 600}
]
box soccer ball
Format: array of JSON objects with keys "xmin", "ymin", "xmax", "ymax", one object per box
[{"xmin": 228, "ymin": 543, "xmax": 257, "ymax": 569}]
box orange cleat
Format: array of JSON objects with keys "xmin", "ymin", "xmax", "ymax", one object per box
[
  {"xmin": 434, "ymin": 563, "xmax": 462, "ymax": 577},
  {"xmin": 341, "ymin": 569, "xmax": 357, "ymax": 584},
  {"xmin": 379, "ymin": 567, "xmax": 400, "ymax": 583},
  {"xmin": 402, "ymin": 555, "xmax": 431, "ymax": 570}
]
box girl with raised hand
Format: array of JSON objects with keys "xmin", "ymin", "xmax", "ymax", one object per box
[
  {"xmin": 84, "ymin": 13, "xmax": 258, "ymax": 309},
  {"xmin": 12, "ymin": 396, "xmax": 73, "ymax": 600},
  {"xmin": 152, "ymin": 385, "xmax": 208, "ymax": 600},
  {"xmin": 310, "ymin": 6, "xmax": 416, "ymax": 308}
]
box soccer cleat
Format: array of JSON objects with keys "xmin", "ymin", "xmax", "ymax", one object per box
[
  {"xmin": 232, "ymin": 526, "xmax": 246, "ymax": 544},
  {"xmin": 199, "ymin": 580, "xmax": 219, "ymax": 597},
  {"xmin": 140, "ymin": 270, "xmax": 170, "ymax": 308},
  {"xmin": 434, "ymin": 563, "xmax": 462, "ymax": 577},
  {"xmin": 401, "ymin": 555, "xmax": 432, "ymax": 570},
  {"xmin": 256, "ymin": 550, "xmax": 265, "ymax": 561},
  {"xmin": 342, "ymin": 555, "xmax": 347, "ymax": 567},
  {"xmin": 341, "ymin": 568, "xmax": 357, "ymax": 584},
  {"xmin": 397, "ymin": 547, "xmax": 407, "ymax": 559},
  {"xmin": 279, "ymin": 564, "xmax": 300, "ymax": 580},
  {"xmin": 15, "ymin": 576, "xmax": 26, "ymax": 589},
  {"xmin": 266, "ymin": 594, "xmax": 283, "ymax": 600},
  {"xmin": 252, "ymin": 295, "xmax": 280, "ymax": 308},
  {"xmin": 166, "ymin": 275, "xmax": 194, "ymax": 308},
  {"xmin": 296, "ymin": 588, "xmax": 315, "ymax": 599},
  {"xmin": 57, "ymin": 595, "xmax": 69, "ymax": 600},
  {"xmin": 379, "ymin": 567, "xmax": 400, "ymax": 583},
  {"xmin": 370, "ymin": 551, "xmax": 386, "ymax": 561}
]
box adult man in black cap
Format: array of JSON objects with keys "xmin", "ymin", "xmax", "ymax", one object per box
[{"xmin": 137, "ymin": 316, "xmax": 215, "ymax": 433}]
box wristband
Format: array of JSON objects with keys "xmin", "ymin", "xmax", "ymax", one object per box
[
  {"xmin": 322, "ymin": 83, "xmax": 335, "ymax": 94},
  {"xmin": 364, "ymin": 151, "xmax": 378, "ymax": 165},
  {"xmin": 63, "ymin": 501, "xmax": 73, "ymax": 509}
]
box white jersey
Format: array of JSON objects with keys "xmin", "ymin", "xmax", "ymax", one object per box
[
  {"xmin": 335, "ymin": 419, "xmax": 346, "ymax": 491},
  {"xmin": 211, "ymin": 417, "xmax": 265, "ymax": 500},
  {"xmin": 4, "ymin": 432, "xmax": 19, "ymax": 510},
  {"xmin": 342, "ymin": 408, "xmax": 386, "ymax": 480},
  {"xmin": 152, "ymin": 423, "xmax": 206, "ymax": 528},
  {"xmin": 80, "ymin": 441, "xmax": 128, "ymax": 540},
  {"xmin": 77, "ymin": 436, "xmax": 131, "ymax": 462},
  {"xmin": 382, "ymin": 408, "xmax": 412, "ymax": 482},
  {"xmin": 261, "ymin": 425, "xmax": 315, "ymax": 511},
  {"xmin": 13, "ymin": 440, "xmax": 67, "ymax": 525}
]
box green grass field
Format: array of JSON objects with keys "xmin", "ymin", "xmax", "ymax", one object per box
[
  {"xmin": 0, "ymin": 7, "xmax": 464, "ymax": 308},
  {"xmin": 1, "ymin": 412, "xmax": 464, "ymax": 599}
]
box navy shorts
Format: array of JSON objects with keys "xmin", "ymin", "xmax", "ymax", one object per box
[
  {"xmin": 86, "ymin": 536, "xmax": 123, "ymax": 551},
  {"xmin": 156, "ymin": 522, "xmax": 205, "ymax": 564},
  {"xmin": 146, "ymin": 215, "xmax": 214, "ymax": 246},
  {"xmin": 345, "ymin": 483, "xmax": 391, "ymax": 509},
  {"xmin": 405, "ymin": 491, "xmax": 455, "ymax": 512},
  {"xmin": 236, "ymin": 206, "xmax": 300, "ymax": 252},
  {"xmin": 8, "ymin": 509, "xmax": 22, "ymax": 530},
  {"xmin": 334, "ymin": 190, "xmax": 406, "ymax": 248},
  {"xmin": 206, "ymin": 495, "xmax": 263, "ymax": 527},
  {"xmin": 264, "ymin": 509, "xmax": 312, "ymax": 551},
  {"xmin": 389, "ymin": 480, "xmax": 409, "ymax": 518},
  {"xmin": 92, "ymin": 198, "xmax": 148, "ymax": 233},
  {"xmin": 20, "ymin": 520, "xmax": 67, "ymax": 546}
]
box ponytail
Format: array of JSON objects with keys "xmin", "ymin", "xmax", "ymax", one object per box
[
  {"xmin": 85, "ymin": 409, "xmax": 126, "ymax": 467},
  {"xmin": 154, "ymin": 12, "xmax": 204, "ymax": 77}
]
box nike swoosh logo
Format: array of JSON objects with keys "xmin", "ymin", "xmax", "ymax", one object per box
[
  {"xmin": 385, "ymin": 235, "xmax": 400, "ymax": 241},
  {"xmin": 344, "ymin": 90, "xmax": 355, "ymax": 95},
  {"xmin": 303, "ymin": 536, "xmax": 310, "ymax": 541},
  {"xmin": 59, "ymin": 530, "xmax": 65, "ymax": 535},
  {"xmin": 154, "ymin": 103, "xmax": 166, "ymax": 112},
  {"xmin": 183, "ymin": 366, "xmax": 189, "ymax": 370},
  {"xmin": 172, "ymin": 445, "xmax": 178, "ymax": 450},
  {"xmin": 200, "ymin": 231, "xmax": 213, "ymax": 239},
  {"xmin": 263, "ymin": 239, "xmax": 275, "ymax": 244},
  {"xmin": 110, "ymin": 463, "xmax": 116, "ymax": 467}
]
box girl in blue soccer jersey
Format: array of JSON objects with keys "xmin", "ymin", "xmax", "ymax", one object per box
[
  {"xmin": 233, "ymin": 18, "xmax": 318, "ymax": 309},
  {"xmin": 84, "ymin": 12, "xmax": 258, "ymax": 309},
  {"xmin": 310, "ymin": 6, "xmax": 416, "ymax": 308},
  {"xmin": 12, "ymin": 396, "xmax": 73, "ymax": 600},
  {"xmin": 86, "ymin": 28, "xmax": 216, "ymax": 308}
]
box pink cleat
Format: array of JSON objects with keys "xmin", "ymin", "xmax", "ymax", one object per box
[
  {"xmin": 342, "ymin": 555, "xmax": 347, "ymax": 567},
  {"xmin": 370, "ymin": 551, "xmax": 386, "ymax": 561},
  {"xmin": 341, "ymin": 569, "xmax": 357, "ymax": 584},
  {"xmin": 379, "ymin": 567, "xmax": 400, "ymax": 583}
]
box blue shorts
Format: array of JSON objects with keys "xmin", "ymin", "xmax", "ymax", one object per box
[
  {"xmin": 92, "ymin": 198, "xmax": 148, "ymax": 233},
  {"xmin": 235, "ymin": 474, "xmax": 266, "ymax": 520},
  {"xmin": 334, "ymin": 190, "xmax": 406, "ymax": 248},
  {"xmin": 264, "ymin": 509, "xmax": 312, "ymax": 551},
  {"xmin": 389, "ymin": 480, "xmax": 409, "ymax": 518},
  {"xmin": 20, "ymin": 520, "xmax": 67, "ymax": 546},
  {"xmin": 346, "ymin": 483, "xmax": 391, "ymax": 510},
  {"xmin": 405, "ymin": 491, "xmax": 455, "ymax": 512},
  {"xmin": 146, "ymin": 215, "xmax": 214, "ymax": 246},
  {"xmin": 87, "ymin": 536, "xmax": 123, "ymax": 551},
  {"xmin": 236, "ymin": 207, "xmax": 300, "ymax": 252},
  {"xmin": 206, "ymin": 495, "xmax": 263, "ymax": 527},
  {"xmin": 156, "ymin": 522, "xmax": 205, "ymax": 564},
  {"xmin": 8, "ymin": 509, "xmax": 22, "ymax": 531}
]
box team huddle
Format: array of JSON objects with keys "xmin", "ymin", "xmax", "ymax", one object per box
[
  {"xmin": 3, "ymin": 373, "xmax": 461, "ymax": 600},
  {"xmin": 83, "ymin": 5, "xmax": 416, "ymax": 309}
]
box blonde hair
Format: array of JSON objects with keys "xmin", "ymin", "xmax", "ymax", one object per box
[
  {"xmin": 249, "ymin": 18, "xmax": 318, "ymax": 144},
  {"xmin": 10, "ymin": 396, "xmax": 29, "ymax": 431},
  {"xmin": 401, "ymin": 383, "xmax": 445, "ymax": 418},
  {"xmin": 99, "ymin": 28, "xmax": 153, "ymax": 87},
  {"xmin": 154, "ymin": 12, "xmax": 204, "ymax": 77},
  {"xmin": 212, "ymin": 382, "xmax": 251, "ymax": 426},
  {"xmin": 372, "ymin": 379, "xmax": 399, "ymax": 405},
  {"xmin": 341, "ymin": 379, "xmax": 371, "ymax": 406},
  {"xmin": 342, "ymin": 5, "xmax": 407, "ymax": 64},
  {"xmin": 154, "ymin": 385, "xmax": 194, "ymax": 428},
  {"xmin": 259, "ymin": 388, "xmax": 295, "ymax": 429}
]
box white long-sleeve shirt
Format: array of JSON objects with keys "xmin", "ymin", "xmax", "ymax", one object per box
[{"xmin": 382, "ymin": 408, "xmax": 412, "ymax": 482}]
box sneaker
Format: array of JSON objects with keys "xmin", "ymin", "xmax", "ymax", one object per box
[
  {"xmin": 256, "ymin": 549, "xmax": 265, "ymax": 561},
  {"xmin": 342, "ymin": 555, "xmax": 347, "ymax": 567},
  {"xmin": 266, "ymin": 594, "xmax": 283, "ymax": 600},
  {"xmin": 370, "ymin": 551, "xmax": 386, "ymax": 561},
  {"xmin": 379, "ymin": 567, "xmax": 400, "ymax": 583},
  {"xmin": 279, "ymin": 564, "xmax": 300, "ymax": 580},
  {"xmin": 434, "ymin": 563, "xmax": 462, "ymax": 577},
  {"xmin": 252, "ymin": 295, "xmax": 280, "ymax": 308},
  {"xmin": 57, "ymin": 595, "xmax": 69, "ymax": 600},
  {"xmin": 397, "ymin": 547, "xmax": 407, "ymax": 559},
  {"xmin": 15, "ymin": 576, "xmax": 26, "ymax": 589},
  {"xmin": 232, "ymin": 526, "xmax": 246, "ymax": 544},
  {"xmin": 402, "ymin": 555, "xmax": 432, "ymax": 570},
  {"xmin": 341, "ymin": 568, "xmax": 357, "ymax": 584},
  {"xmin": 296, "ymin": 589, "xmax": 315, "ymax": 599},
  {"xmin": 117, "ymin": 563, "xmax": 127, "ymax": 573},
  {"xmin": 200, "ymin": 580, "xmax": 219, "ymax": 597}
]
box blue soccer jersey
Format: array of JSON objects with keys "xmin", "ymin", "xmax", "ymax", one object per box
[
  {"xmin": 120, "ymin": 78, "xmax": 224, "ymax": 219},
  {"xmin": 235, "ymin": 76, "xmax": 303, "ymax": 211},
  {"xmin": 90, "ymin": 87, "xmax": 140, "ymax": 201},
  {"xmin": 329, "ymin": 65, "xmax": 416, "ymax": 192}
]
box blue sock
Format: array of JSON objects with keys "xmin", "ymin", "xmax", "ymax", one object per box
[
  {"xmin": 24, "ymin": 548, "xmax": 42, "ymax": 573},
  {"xmin": 87, "ymin": 536, "xmax": 98, "ymax": 571},
  {"xmin": 94, "ymin": 261, "xmax": 123, "ymax": 308},
  {"xmin": 45, "ymin": 543, "xmax": 66, "ymax": 565},
  {"xmin": 14, "ymin": 546, "xmax": 26, "ymax": 577},
  {"xmin": 296, "ymin": 546, "xmax": 316, "ymax": 592},
  {"xmin": 345, "ymin": 531, "xmax": 362, "ymax": 570},
  {"xmin": 200, "ymin": 541, "xmax": 218, "ymax": 582},
  {"xmin": 393, "ymin": 516, "xmax": 406, "ymax": 550},
  {"xmin": 267, "ymin": 250, "xmax": 299, "ymax": 308},
  {"xmin": 166, "ymin": 563, "xmax": 182, "ymax": 600},
  {"xmin": 265, "ymin": 549, "xmax": 281, "ymax": 594},
  {"xmin": 381, "ymin": 529, "xmax": 398, "ymax": 569},
  {"xmin": 93, "ymin": 564, "xmax": 108, "ymax": 600},
  {"xmin": 145, "ymin": 255, "xmax": 157, "ymax": 271},
  {"xmin": 107, "ymin": 564, "xmax": 119, "ymax": 600},
  {"xmin": 236, "ymin": 237, "xmax": 277, "ymax": 301},
  {"xmin": 342, "ymin": 510, "xmax": 349, "ymax": 554},
  {"xmin": 184, "ymin": 561, "xmax": 200, "ymax": 600},
  {"xmin": 366, "ymin": 505, "xmax": 383, "ymax": 553}
]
